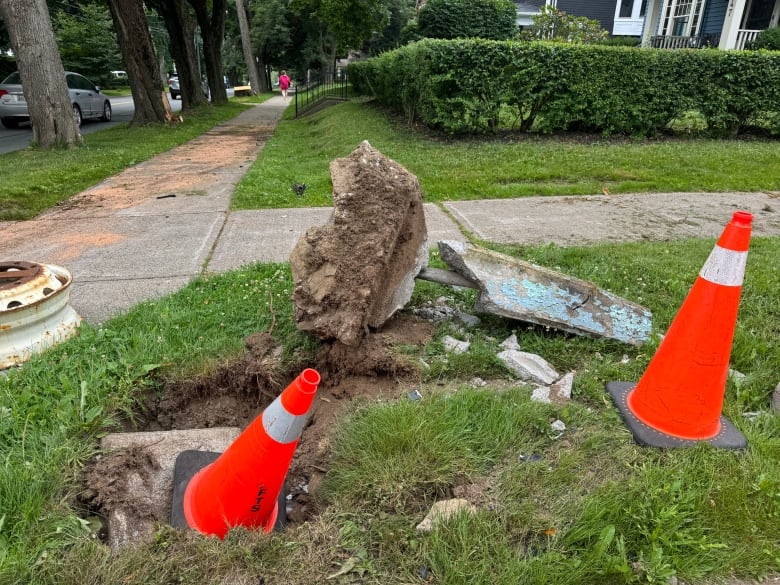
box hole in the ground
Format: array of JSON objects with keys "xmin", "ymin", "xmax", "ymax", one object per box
[{"xmin": 77, "ymin": 315, "xmax": 434, "ymax": 541}]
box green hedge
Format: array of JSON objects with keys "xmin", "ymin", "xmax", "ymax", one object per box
[{"xmin": 349, "ymin": 39, "xmax": 780, "ymax": 137}]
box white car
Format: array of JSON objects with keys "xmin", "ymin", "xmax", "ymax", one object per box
[{"xmin": 0, "ymin": 71, "xmax": 112, "ymax": 129}]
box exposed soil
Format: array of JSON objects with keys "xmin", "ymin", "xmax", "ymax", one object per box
[{"xmin": 81, "ymin": 313, "xmax": 435, "ymax": 529}]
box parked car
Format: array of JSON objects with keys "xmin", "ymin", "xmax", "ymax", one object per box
[
  {"xmin": 0, "ymin": 71, "xmax": 112, "ymax": 129},
  {"xmin": 168, "ymin": 74, "xmax": 180, "ymax": 100}
]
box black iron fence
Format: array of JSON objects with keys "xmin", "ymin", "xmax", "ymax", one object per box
[{"xmin": 294, "ymin": 69, "xmax": 348, "ymax": 118}]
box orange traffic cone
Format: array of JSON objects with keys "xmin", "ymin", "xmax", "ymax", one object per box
[
  {"xmin": 170, "ymin": 368, "xmax": 321, "ymax": 538},
  {"xmin": 608, "ymin": 211, "xmax": 752, "ymax": 449}
]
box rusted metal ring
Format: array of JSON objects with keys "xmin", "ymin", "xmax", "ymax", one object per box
[{"xmin": 0, "ymin": 261, "xmax": 44, "ymax": 290}]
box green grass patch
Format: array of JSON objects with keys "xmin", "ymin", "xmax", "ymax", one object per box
[
  {"xmin": 1, "ymin": 236, "xmax": 777, "ymax": 584},
  {"xmin": 0, "ymin": 103, "xmax": 248, "ymax": 221},
  {"xmin": 232, "ymin": 101, "xmax": 780, "ymax": 210}
]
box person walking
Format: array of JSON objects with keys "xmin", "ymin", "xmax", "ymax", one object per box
[{"xmin": 279, "ymin": 70, "xmax": 291, "ymax": 98}]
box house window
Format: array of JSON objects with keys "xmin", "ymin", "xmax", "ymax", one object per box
[
  {"xmin": 661, "ymin": 0, "xmax": 704, "ymax": 36},
  {"xmin": 617, "ymin": 0, "xmax": 646, "ymax": 19}
]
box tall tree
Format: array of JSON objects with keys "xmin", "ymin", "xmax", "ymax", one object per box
[
  {"xmin": 0, "ymin": 0, "xmax": 81, "ymax": 148},
  {"xmin": 106, "ymin": 0, "xmax": 171, "ymax": 125},
  {"xmin": 186, "ymin": 0, "xmax": 227, "ymax": 104},
  {"xmin": 147, "ymin": 0, "xmax": 207, "ymax": 109},
  {"xmin": 234, "ymin": 0, "xmax": 262, "ymax": 93}
]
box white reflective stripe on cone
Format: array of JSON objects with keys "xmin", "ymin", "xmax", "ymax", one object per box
[
  {"xmin": 699, "ymin": 247, "xmax": 748, "ymax": 287},
  {"xmin": 262, "ymin": 400, "xmax": 307, "ymax": 444}
]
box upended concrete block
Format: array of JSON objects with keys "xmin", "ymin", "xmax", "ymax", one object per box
[
  {"xmin": 291, "ymin": 141, "xmax": 428, "ymax": 346},
  {"xmin": 438, "ymin": 241, "xmax": 652, "ymax": 345}
]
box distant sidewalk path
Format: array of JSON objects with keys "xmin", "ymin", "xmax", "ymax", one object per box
[{"xmin": 1, "ymin": 95, "xmax": 778, "ymax": 323}]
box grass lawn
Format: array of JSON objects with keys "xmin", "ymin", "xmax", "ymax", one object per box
[
  {"xmin": 232, "ymin": 101, "xmax": 780, "ymax": 210},
  {"xmin": 0, "ymin": 98, "xmax": 778, "ymax": 584}
]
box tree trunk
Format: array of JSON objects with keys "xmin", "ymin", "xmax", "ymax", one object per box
[
  {"xmin": 0, "ymin": 0, "xmax": 81, "ymax": 148},
  {"xmin": 235, "ymin": 0, "xmax": 261, "ymax": 94},
  {"xmin": 106, "ymin": 0, "xmax": 170, "ymax": 125},
  {"xmin": 187, "ymin": 0, "xmax": 227, "ymax": 104},
  {"xmin": 148, "ymin": 0, "xmax": 207, "ymax": 110}
]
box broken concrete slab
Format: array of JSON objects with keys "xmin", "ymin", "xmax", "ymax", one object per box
[
  {"xmin": 498, "ymin": 349, "xmax": 560, "ymax": 385},
  {"xmin": 290, "ymin": 141, "xmax": 428, "ymax": 346},
  {"xmin": 438, "ymin": 241, "xmax": 652, "ymax": 345},
  {"xmin": 99, "ymin": 427, "xmax": 240, "ymax": 549}
]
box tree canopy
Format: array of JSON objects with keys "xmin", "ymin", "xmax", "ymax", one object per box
[{"xmin": 417, "ymin": 0, "xmax": 517, "ymax": 41}]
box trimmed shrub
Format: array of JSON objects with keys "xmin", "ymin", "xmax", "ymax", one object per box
[
  {"xmin": 349, "ymin": 39, "xmax": 780, "ymax": 137},
  {"xmin": 747, "ymin": 26, "xmax": 780, "ymax": 51}
]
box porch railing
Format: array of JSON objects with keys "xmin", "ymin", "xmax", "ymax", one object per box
[
  {"xmin": 649, "ymin": 32, "xmax": 720, "ymax": 49},
  {"xmin": 735, "ymin": 29, "xmax": 762, "ymax": 50}
]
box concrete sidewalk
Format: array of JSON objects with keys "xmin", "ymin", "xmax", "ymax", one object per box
[{"xmin": 2, "ymin": 95, "xmax": 778, "ymax": 323}]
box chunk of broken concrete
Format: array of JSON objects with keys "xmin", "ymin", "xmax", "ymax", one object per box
[
  {"xmin": 443, "ymin": 335, "xmax": 470, "ymax": 354},
  {"xmin": 498, "ymin": 349, "xmax": 559, "ymax": 385},
  {"xmin": 290, "ymin": 141, "xmax": 428, "ymax": 346},
  {"xmin": 438, "ymin": 241, "xmax": 652, "ymax": 345},
  {"xmin": 531, "ymin": 371, "xmax": 574, "ymax": 404},
  {"xmin": 416, "ymin": 498, "xmax": 477, "ymax": 533}
]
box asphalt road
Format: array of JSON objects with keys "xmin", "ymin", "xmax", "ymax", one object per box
[{"xmin": 0, "ymin": 95, "xmax": 182, "ymax": 154}]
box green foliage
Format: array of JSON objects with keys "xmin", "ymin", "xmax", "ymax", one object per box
[
  {"xmin": 53, "ymin": 4, "xmax": 123, "ymax": 87},
  {"xmin": 417, "ymin": 0, "xmax": 517, "ymax": 41},
  {"xmin": 349, "ymin": 38, "xmax": 780, "ymax": 136},
  {"xmin": 368, "ymin": 0, "xmax": 416, "ymax": 54},
  {"xmin": 520, "ymin": 6, "xmax": 608, "ymax": 44},
  {"xmin": 317, "ymin": 0, "xmax": 392, "ymax": 49},
  {"xmin": 595, "ymin": 35, "xmax": 641, "ymax": 47},
  {"xmin": 251, "ymin": 0, "xmax": 293, "ymax": 69},
  {"xmin": 747, "ymin": 26, "xmax": 780, "ymax": 50}
]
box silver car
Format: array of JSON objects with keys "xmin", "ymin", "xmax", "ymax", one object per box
[{"xmin": 0, "ymin": 71, "xmax": 112, "ymax": 129}]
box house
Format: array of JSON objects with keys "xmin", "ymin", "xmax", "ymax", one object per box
[
  {"xmin": 518, "ymin": 0, "xmax": 779, "ymax": 49},
  {"xmin": 556, "ymin": 0, "xmax": 617, "ymax": 33},
  {"xmin": 639, "ymin": 0, "xmax": 780, "ymax": 49},
  {"xmin": 515, "ymin": 0, "xmax": 616, "ymax": 31},
  {"xmin": 515, "ymin": 0, "xmax": 549, "ymax": 28}
]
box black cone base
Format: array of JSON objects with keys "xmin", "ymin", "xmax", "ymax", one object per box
[
  {"xmin": 170, "ymin": 450, "xmax": 288, "ymax": 533},
  {"xmin": 607, "ymin": 382, "xmax": 747, "ymax": 450}
]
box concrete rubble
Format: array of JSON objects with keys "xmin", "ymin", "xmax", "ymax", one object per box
[
  {"xmin": 290, "ymin": 141, "xmax": 428, "ymax": 346},
  {"xmin": 497, "ymin": 349, "xmax": 560, "ymax": 385},
  {"xmin": 437, "ymin": 240, "xmax": 652, "ymax": 345},
  {"xmin": 531, "ymin": 372, "xmax": 574, "ymax": 404},
  {"xmin": 442, "ymin": 335, "xmax": 470, "ymax": 354},
  {"xmin": 416, "ymin": 498, "xmax": 477, "ymax": 533}
]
